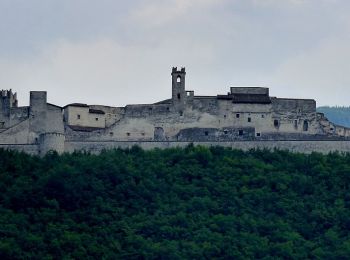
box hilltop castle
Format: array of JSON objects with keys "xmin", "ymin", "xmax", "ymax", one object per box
[{"xmin": 0, "ymin": 67, "xmax": 349, "ymax": 155}]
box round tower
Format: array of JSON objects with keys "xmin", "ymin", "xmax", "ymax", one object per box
[{"xmin": 39, "ymin": 132, "xmax": 65, "ymax": 155}]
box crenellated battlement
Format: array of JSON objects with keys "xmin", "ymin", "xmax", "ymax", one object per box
[
  {"xmin": 0, "ymin": 89, "xmax": 18, "ymax": 108},
  {"xmin": 171, "ymin": 67, "xmax": 186, "ymax": 74}
]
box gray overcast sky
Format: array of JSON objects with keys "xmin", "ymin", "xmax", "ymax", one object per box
[{"xmin": 0, "ymin": 0, "xmax": 349, "ymax": 107}]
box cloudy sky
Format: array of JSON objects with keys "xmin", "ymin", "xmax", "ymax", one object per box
[{"xmin": 0, "ymin": 0, "xmax": 349, "ymax": 107}]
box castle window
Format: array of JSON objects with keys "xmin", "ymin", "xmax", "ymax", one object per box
[
  {"xmin": 303, "ymin": 120, "xmax": 308, "ymax": 131},
  {"xmin": 95, "ymin": 118, "xmax": 98, "ymax": 121},
  {"xmin": 149, "ymin": 107, "xmax": 152, "ymax": 111},
  {"xmin": 274, "ymin": 119, "xmax": 279, "ymax": 128},
  {"xmin": 205, "ymin": 131, "xmax": 209, "ymax": 136},
  {"xmin": 77, "ymin": 114, "xmax": 81, "ymax": 119},
  {"xmin": 0, "ymin": 122, "xmax": 4, "ymax": 128},
  {"xmin": 177, "ymin": 76, "xmax": 181, "ymax": 83},
  {"xmin": 256, "ymin": 133, "xmax": 261, "ymax": 137},
  {"xmin": 179, "ymin": 111, "xmax": 183, "ymax": 116},
  {"xmin": 166, "ymin": 107, "xmax": 170, "ymax": 111},
  {"xmin": 127, "ymin": 132, "xmax": 130, "ymax": 136},
  {"xmin": 141, "ymin": 132, "xmax": 145, "ymax": 136},
  {"xmin": 224, "ymin": 115, "xmax": 226, "ymax": 118},
  {"xmin": 239, "ymin": 130, "xmax": 243, "ymax": 136},
  {"xmin": 236, "ymin": 113, "xmax": 240, "ymax": 118},
  {"xmin": 248, "ymin": 117, "xmax": 251, "ymax": 123},
  {"xmin": 177, "ymin": 93, "xmax": 181, "ymax": 100},
  {"xmin": 294, "ymin": 120, "xmax": 298, "ymax": 129},
  {"xmin": 261, "ymin": 114, "xmax": 265, "ymax": 118},
  {"xmin": 109, "ymin": 132, "xmax": 113, "ymax": 136},
  {"xmin": 224, "ymin": 130, "xmax": 228, "ymax": 134}
]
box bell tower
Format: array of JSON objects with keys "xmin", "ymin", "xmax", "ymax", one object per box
[{"xmin": 171, "ymin": 67, "xmax": 186, "ymax": 111}]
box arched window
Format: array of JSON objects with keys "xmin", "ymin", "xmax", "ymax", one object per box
[
  {"xmin": 177, "ymin": 76, "xmax": 181, "ymax": 83},
  {"xmin": 303, "ymin": 120, "xmax": 308, "ymax": 131}
]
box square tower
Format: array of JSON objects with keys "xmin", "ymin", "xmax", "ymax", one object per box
[{"xmin": 171, "ymin": 67, "xmax": 186, "ymax": 111}]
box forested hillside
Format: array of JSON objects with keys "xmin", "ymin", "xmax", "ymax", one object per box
[
  {"xmin": 1, "ymin": 147, "xmax": 350, "ymax": 259},
  {"xmin": 317, "ymin": 106, "xmax": 350, "ymax": 127}
]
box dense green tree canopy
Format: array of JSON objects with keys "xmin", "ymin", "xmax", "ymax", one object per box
[{"xmin": 1, "ymin": 146, "xmax": 350, "ymax": 259}]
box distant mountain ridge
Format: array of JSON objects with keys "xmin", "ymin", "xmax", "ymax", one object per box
[{"xmin": 317, "ymin": 106, "xmax": 350, "ymax": 127}]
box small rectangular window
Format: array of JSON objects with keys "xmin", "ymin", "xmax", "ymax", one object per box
[
  {"xmin": 95, "ymin": 118, "xmax": 98, "ymax": 121},
  {"xmin": 127, "ymin": 132, "xmax": 130, "ymax": 136},
  {"xmin": 261, "ymin": 114, "xmax": 265, "ymax": 118},
  {"xmin": 224, "ymin": 130, "xmax": 228, "ymax": 134},
  {"xmin": 239, "ymin": 130, "xmax": 243, "ymax": 136},
  {"xmin": 248, "ymin": 117, "xmax": 251, "ymax": 123},
  {"xmin": 256, "ymin": 133, "xmax": 261, "ymax": 137},
  {"xmin": 77, "ymin": 114, "xmax": 81, "ymax": 119},
  {"xmin": 294, "ymin": 120, "xmax": 298, "ymax": 129},
  {"xmin": 274, "ymin": 119, "xmax": 279, "ymax": 128},
  {"xmin": 236, "ymin": 113, "xmax": 240, "ymax": 118},
  {"xmin": 205, "ymin": 131, "xmax": 209, "ymax": 136}
]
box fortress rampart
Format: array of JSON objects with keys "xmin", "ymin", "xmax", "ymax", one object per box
[{"xmin": 0, "ymin": 67, "xmax": 349, "ymax": 155}]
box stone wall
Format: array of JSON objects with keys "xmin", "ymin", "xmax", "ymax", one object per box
[
  {"xmin": 47, "ymin": 104, "xmax": 64, "ymax": 133},
  {"xmin": 9, "ymin": 107, "xmax": 29, "ymax": 126},
  {"xmin": 65, "ymin": 140, "xmax": 350, "ymax": 154},
  {"xmin": 2, "ymin": 140, "xmax": 350, "ymax": 156},
  {"xmin": 0, "ymin": 144, "xmax": 39, "ymax": 155},
  {"xmin": 0, "ymin": 119, "xmax": 30, "ymax": 144},
  {"xmin": 39, "ymin": 133, "xmax": 65, "ymax": 155}
]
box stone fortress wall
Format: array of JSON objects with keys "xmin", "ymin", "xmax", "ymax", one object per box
[{"xmin": 0, "ymin": 67, "xmax": 349, "ymax": 155}]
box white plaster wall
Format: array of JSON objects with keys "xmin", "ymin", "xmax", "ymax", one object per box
[
  {"xmin": 66, "ymin": 106, "xmax": 89, "ymax": 126},
  {"xmin": 66, "ymin": 106, "xmax": 106, "ymax": 128}
]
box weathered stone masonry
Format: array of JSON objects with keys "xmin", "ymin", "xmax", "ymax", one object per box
[{"xmin": 0, "ymin": 67, "xmax": 349, "ymax": 155}]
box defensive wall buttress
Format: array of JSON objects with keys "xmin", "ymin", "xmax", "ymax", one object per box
[{"xmin": 0, "ymin": 67, "xmax": 349, "ymax": 155}]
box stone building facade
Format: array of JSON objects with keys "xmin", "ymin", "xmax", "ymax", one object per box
[{"xmin": 0, "ymin": 67, "xmax": 349, "ymax": 155}]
